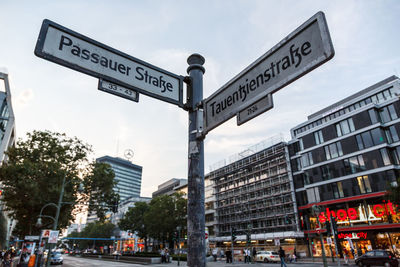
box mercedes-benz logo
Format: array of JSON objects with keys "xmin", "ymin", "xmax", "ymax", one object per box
[{"xmin": 124, "ymin": 149, "xmax": 134, "ymax": 160}]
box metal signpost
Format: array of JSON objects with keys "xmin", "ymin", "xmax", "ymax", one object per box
[
  {"xmin": 35, "ymin": 11, "xmax": 334, "ymax": 267},
  {"xmin": 203, "ymin": 11, "xmax": 334, "ymax": 134}
]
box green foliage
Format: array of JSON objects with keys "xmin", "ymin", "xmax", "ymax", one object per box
[
  {"xmin": 0, "ymin": 130, "xmax": 118, "ymax": 237},
  {"xmin": 172, "ymin": 254, "xmax": 187, "ymax": 261},
  {"xmin": 144, "ymin": 192, "xmax": 187, "ymax": 245},
  {"xmin": 67, "ymin": 221, "xmax": 116, "ymax": 249}
]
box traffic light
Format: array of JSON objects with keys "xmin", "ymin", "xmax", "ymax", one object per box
[
  {"xmin": 112, "ymin": 198, "xmax": 119, "ymax": 213},
  {"xmin": 231, "ymin": 228, "xmax": 237, "ymax": 242},
  {"xmin": 172, "ymin": 231, "xmax": 178, "ymax": 241},
  {"xmin": 326, "ymin": 221, "xmax": 331, "ymax": 235},
  {"xmin": 246, "ymin": 233, "xmax": 251, "ymax": 244}
]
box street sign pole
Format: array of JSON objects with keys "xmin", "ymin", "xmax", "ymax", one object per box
[{"xmin": 186, "ymin": 54, "xmax": 206, "ymax": 267}]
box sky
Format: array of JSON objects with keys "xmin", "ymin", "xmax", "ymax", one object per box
[{"xmin": 1, "ymin": 1, "xmax": 400, "ymax": 197}]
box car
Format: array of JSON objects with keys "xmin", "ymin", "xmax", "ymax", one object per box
[
  {"xmin": 50, "ymin": 252, "xmax": 63, "ymax": 265},
  {"xmin": 255, "ymin": 251, "xmax": 280, "ymax": 263},
  {"xmin": 355, "ymin": 250, "xmax": 398, "ymax": 267}
]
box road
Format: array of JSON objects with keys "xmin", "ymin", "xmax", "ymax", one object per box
[{"xmin": 63, "ymin": 255, "xmax": 357, "ymax": 267}]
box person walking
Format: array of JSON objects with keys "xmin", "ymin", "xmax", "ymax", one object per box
[
  {"xmin": 2, "ymin": 251, "xmax": 13, "ymax": 267},
  {"xmin": 279, "ymin": 247, "xmax": 287, "ymax": 267},
  {"xmin": 226, "ymin": 249, "xmax": 232, "ymax": 263}
]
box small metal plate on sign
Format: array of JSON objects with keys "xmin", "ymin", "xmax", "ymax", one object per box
[
  {"xmin": 237, "ymin": 94, "xmax": 273, "ymax": 125},
  {"xmin": 98, "ymin": 79, "xmax": 139, "ymax": 102}
]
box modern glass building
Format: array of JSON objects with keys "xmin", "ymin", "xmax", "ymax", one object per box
[
  {"xmin": 0, "ymin": 72, "xmax": 16, "ymax": 249},
  {"xmin": 289, "ymin": 76, "xmax": 400, "ymax": 258},
  {"xmin": 96, "ymin": 156, "xmax": 143, "ymax": 201}
]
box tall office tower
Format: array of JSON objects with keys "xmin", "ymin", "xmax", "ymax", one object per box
[
  {"xmin": 289, "ymin": 76, "xmax": 400, "ymax": 258},
  {"xmin": 97, "ymin": 156, "xmax": 143, "ymax": 201}
]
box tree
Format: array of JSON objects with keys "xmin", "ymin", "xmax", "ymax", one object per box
[
  {"xmin": 119, "ymin": 201, "xmax": 149, "ymax": 251},
  {"xmin": 144, "ymin": 193, "xmax": 187, "ymax": 249},
  {"xmin": 67, "ymin": 221, "xmax": 116, "ymax": 249},
  {"xmin": 0, "ymin": 130, "xmax": 118, "ymax": 237}
]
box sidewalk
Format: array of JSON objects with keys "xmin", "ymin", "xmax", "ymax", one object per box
[{"xmin": 151, "ymin": 257, "xmax": 356, "ymax": 266}]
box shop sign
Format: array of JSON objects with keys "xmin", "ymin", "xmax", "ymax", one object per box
[
  {"xmin": 338, "ymin": 232, "xmax": 367, "ymax": 239},
  {"xmin": 318, "ymin": 200, "xmax": 396, "ymax": 223}
]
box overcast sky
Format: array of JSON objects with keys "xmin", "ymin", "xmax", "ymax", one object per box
[{"xmin": 1, "ymin": 1, "xmax": 399, "ymax": 197}]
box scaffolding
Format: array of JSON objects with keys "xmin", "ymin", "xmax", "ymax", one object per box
[{"xmin": 207, "ymin": 142, "xmax": 298, "ymax": 239}]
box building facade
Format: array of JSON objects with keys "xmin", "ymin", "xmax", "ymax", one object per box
[
  {"xmin": 97, "ymin": 156, "xmax": 143, "ymax": 201},
  {"xmin": 152, "ymin": 178, "xmax": 187, "ymax": 198},
  {"xmin": 208, "ymin": 138, "xmax": 304, "ymax": 254},
  {"xmin": 0, "ymin": 72, "xmax": 16, "ymax": 249},
  {"xmin": 289, "ymin": 76, "xmax": 400, "ymax": 258}
]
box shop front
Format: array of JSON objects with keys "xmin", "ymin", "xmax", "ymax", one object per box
[{"xmin": 300, "ymin": 195, "xmax": 400, "ymax": 258}]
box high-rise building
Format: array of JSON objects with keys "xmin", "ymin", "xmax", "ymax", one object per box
[
  {"xmin": 0, "ymin": 72, "xmax": 16, "ymax": 249},
  {"xmin": 289, "ymin": 76, "xmax": 400, "ymax": 258},
  {"xmin": 96, "ymin": 156, "xmax": 143, "ymax": 201}
]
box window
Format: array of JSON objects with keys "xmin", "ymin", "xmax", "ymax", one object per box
[
  {"xmin": 385, "ymin": 126, "xmax": 399, "ymax": 144},
  {"xmin": 306, "ymin": 187, "xmax": 320, "ymax": 203},
  {"xmin": 336, "ymin": 118, "xmax": 355, "ymax": 137},
  {"xmin": 301, "ymin": 152, "xmax": 314, "ymax": 167},
  {"xmin": 379, "ymin": 104, "xmax": 398, "ymax": 123},
  {"xmin": 392, "ymin": 146, "xmax": 400, "ymax": 164},
  {"xmin": 368, "ymin": 109, "xmax": 378, "ymax": 124},
  {"xmin": 299, "ymin": 138, "xmax": 304, "ymax": 151},
  {"xmin": 344, "ymin": 155, "xmax": 366, "ymax": 174},
  {"xmin": 356, "ymin": 129, "xmax": 385, "ymax": 150},
  {"xmin": 332, "ymin": 182, "xmax": 344, "ymax": 198},
  {"xmin": 314, "ymin": 130, "xmax": 324, "ymax": 145},
  {"xmin": 357, "ymin": 175, "xmax": 372, "ymax": 194},
  {"xmin": 324, "ymin": 142, "xmax": 343, "ymax": 160},
  {"xmin": 321, "ymin": 165, "xmax": 333, "ymax": 180},
  {"xmin": 380, "ymin": 148, "xmax": 391, "ymax": 166}
]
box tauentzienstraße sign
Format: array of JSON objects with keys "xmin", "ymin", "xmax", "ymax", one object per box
[
  {"xmin": 204, "ymin": 11, "xmax": 334, "ymax": 133},
  {"xmin": 34, "ymin": 19, "xmax": 184, "ymax": 107}
]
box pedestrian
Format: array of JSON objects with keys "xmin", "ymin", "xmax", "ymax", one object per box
[
  {"xmin": 343, "ymin": 249, "xmax": 349, "ymax": 265},
  {"xmin": 252, "ymin": 247, "xmax": 256, "ymax": 262},
  {"xmin": 246, "ymin": 248, "xmax": 251, "ymax": 263},
  {"xmin": 292, "ymin": 252, "xmax": 296, "ymax": 263},
  {"xmin": 166, "ymin": 248, "xmax": 170, "ymax": 263},
  {"xmin": 279, "ymin": 247, "xmax": 287, "ymax": 267},
  {"xmin": 212, "ymin": 248, "xmax": 218, "ymax": 261},
  {"xmin": 226, "ymin": 249, "xmax": 232, "ymax": 263},
  {"xmin": 160, "ymin": 248, "xmax": 165, "ymax": 263},
  {"xmin": 2, "ymin": 251, "xmax": 13, "ymax": 267}
]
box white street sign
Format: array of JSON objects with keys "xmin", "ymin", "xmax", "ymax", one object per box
[
  {"xmin": 204, "ymin": 11, "xmax": 334, "ymax": 133},
  {"xmin": 35, "ymin": 19, "xmax": 183, "ymax": 106},
  {"xmin": 98, "ymin": 79, "xmax": 139, "ymax": 102}
]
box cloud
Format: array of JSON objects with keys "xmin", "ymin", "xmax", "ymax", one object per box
[{"xmin": 15, "ymin": 88, "xmax": 34, "ymax": 109}]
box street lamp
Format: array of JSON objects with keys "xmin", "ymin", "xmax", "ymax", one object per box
[
  {"xmin": 176, "ymin": 226, "xmax": 181, "ymax": 266},
  {"xmin": 312, "ymin": 205, "xmax": 328, "ymax": 267},
  {"xmin": 36, "ymin": 172, "xmax": 82, "ymax": 267}
]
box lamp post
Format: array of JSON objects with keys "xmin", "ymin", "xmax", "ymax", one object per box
[
  {"xmin": 176, "ymin": 226, "xmax": 181, "ymax": 266},
  {"xmin": 36, "ymin": 172, "xmax": 80, "ymax": 267},
  {"xmin": 312, "ymin": 205, "xmax": 328, "ymax": 267}
]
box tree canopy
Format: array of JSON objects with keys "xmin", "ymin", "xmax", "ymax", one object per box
[
  {"xmin": 119, "ymin": 192, "xmax": 187, "ymax": 250},
  {"xmin": 0, "ymin": 130, "xmax": 119, "ymax": 237}
]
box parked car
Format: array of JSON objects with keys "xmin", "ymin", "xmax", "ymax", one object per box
[
  {"xmin": 255, "ymin": 251, "xmax": 280, "ymax": 262},
  {"xmin": 50, "ymin": 252, "xmax": 63, "ymax": 265},
  {"xmin": 355, "ymin": 250, "xmax": 398, "ymax": 267}
]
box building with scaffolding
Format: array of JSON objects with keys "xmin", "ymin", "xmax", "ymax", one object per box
[{"xmin": 207, "ymin": 136, "xmax": 305, "ymax": 254}]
